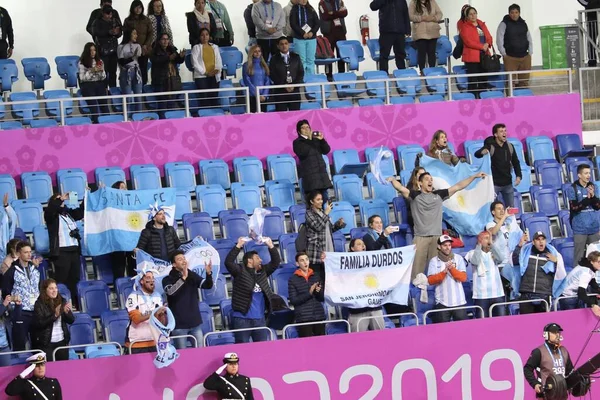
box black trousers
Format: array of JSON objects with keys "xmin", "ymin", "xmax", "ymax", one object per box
[
  {"xmin": 80, "ymin": 81, "xmax": 109, "ymax": 123},
  {"xmin": 12, "ymin": 310, "xmax": 33, "ymax": 351},
  {"xmin": 273, "ymin": 88, "xmax": 301, "ymax": 112},
  {"xmin": 249, "ymin": 96, "xmax": 268, "ymax": 113},
  {"xmin": 518, "ymin": 294, "xmax": 550, "ymax": 315},
  {"xmin": 430, "ymin": 303, "xmax": 467, "ymax": 324},
  {"xmin": 138, "ymin": 55, "xmax": 149, "ymax": 86},
  {"xmin": 0, "ymin": 41, "xmax": 9, "ymax": 59},
  {"xmin": 415, "ymin": 38, "xmax": 437, "ymax": 71},
  {"xmin": 297, "ymin": 322, "xmax": 326, "ymax": 338},
  {"xmin": 130, "ymin": 346, "xmax": 155, "ymax": 355},
  {"xmin": 257, "ymin": 39, "xmax": 279, "ymax": 62},
  {"xmin": 195, "ymin": 76, "xmax": 219, "ymax": 109},
  {"xmin": 379, "ymin": 32, "xmax": 406, "ymax": 73},
  {"xmin": 110, "ymin": 251, "xmax": 136, "ymax": 279},
  {"xmin": 42, "ymin": 339, "xmax": 69, "ymax": 361},
  {"xmin": 464, "ymin": 61, "xmax": 487, "ymax": 98},
  {"xmin": 53, "ymin": 248, "xmax": 81, "ymax": 308},
  {"xmin": 101, "ymin": 53, "xmax": 118, "ymax": 88},
  {"xmin": 325, "ymin": 32, "xmax": 347, "ymax": 78}
]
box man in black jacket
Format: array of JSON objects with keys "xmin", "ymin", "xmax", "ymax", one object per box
[
  {"xmin": 225, "ymin": 237, "xmax": 281, "ymax": 343},
  {"xmin": 44, "ymin": 193, "xmax": 84, "ymax": 309},
  {"xmin": 288, "ymin": 252, "xmax": 325, "ymax": 337},
  {"xmin": 163, "ymin": 250, "xmax": 213, "ymax": 349},
  {"xmin": 5, "ymin": 352, "xmax": 63, "ymax": 400},
  {"xmin": 370, "ymin": 0, "xmax": 410, "ymax": 73},
  {"xmin": 92, "ymin": 5, "xmax": 122, "ymax": 88},
  {"xmin": 293, "ymin": 119, "xmax": 332, "ymax": 202},
  {"xmin": 269, "ymin": 36, "xmax": 304, "ymax": 112},
  {"xmin": 474, "ymin": 123, "xmax": 522, "ymax": 208},
  {"xmin": 0, "ymin": 7, "xmax": 14, "ymax": 59},
  {"xmin": 135, "ymin": 208, "xmax": 180, "ymax": 262},
  {"xmin": 497, "ymin": 4, "xmax": 533, "ymax": 88},
  {"xmin": 86, "ymin": 0, "xmax": 122, "ymax": 38},
  {"xmin": 245, "ymin": 0, "xmax": 260, "ymax": 45}
]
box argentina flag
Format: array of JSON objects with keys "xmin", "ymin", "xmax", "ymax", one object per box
[
  {"xmin": 84, "ymin": 187, "xmax": 176, "ymax": 256},
  {"xmin": 419, "ymin": 154, "xmax": 494, "ymax": 235}
]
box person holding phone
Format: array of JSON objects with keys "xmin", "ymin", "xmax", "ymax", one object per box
[
  {"xmin": 293, "ymin": 119, "xmax": 332, "ymax": 204},
  {"xmin": 362, "ymin": 215, "xmax": 395, "ymax": 251},
  {"xmin": 287, "ymin": 252, "xmax": 326, "ymax": 337}
]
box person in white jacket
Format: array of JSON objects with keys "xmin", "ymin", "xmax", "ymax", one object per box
[{"xmin": 191, "ymin": 27, "xmax": 223, "ymax": 109}]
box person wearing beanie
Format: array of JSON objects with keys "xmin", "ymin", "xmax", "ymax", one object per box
[
  {"xmin": 558, "ymin": 250, "xmax": 600, "ymax": 315},
  {"xmin": 496, "ymin": 4, "xmax": 533, "ymax": 88},
  {"xmin": 203, "ymin": 353, "xmax": 254, "ymax": 399}
]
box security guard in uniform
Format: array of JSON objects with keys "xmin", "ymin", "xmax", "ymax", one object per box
[
  {"xmin": 5, "ymin": 352, "xmax": 63, "ymax": 399},
  {"xmin": 204, "ymin": 352, "xmax": 254, "ymax": 400}
]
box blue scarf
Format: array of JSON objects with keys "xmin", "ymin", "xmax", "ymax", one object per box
[
  {"xmin": 150, "ymin": 307, "xmax": 179, "ymax": 369},
  {"xmin": 369, "ymin": 229, "xmax": 394, "ymax": 248}
]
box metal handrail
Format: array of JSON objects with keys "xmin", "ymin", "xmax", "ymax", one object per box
[
  {"xmin": 553, "ymin": 294, "xmax": 599, "ymax": 311},
  {"xmin": 203, "ymin": 327, "xmax": 275, "ymax": 346},
  {"xmin": 282, "ymin": 319, "xmax": 351, "ymax": 339},
  {"xmin": 356, "ymin": 312, "xmax": 419, "ymax": 332},
  {"xmin": 127, "ymin": 334, "xmax": 198, "ymax": 353},
  {"xmin": 52, "ymin": 341, "xmax": 123, "ymax": 360},
  {"xmin": 1, "ymin": 348, "xmax": 45, "ymax": 361},
  {"xmin": 422, "ymin": 305, "xmax": 485, "ymax": 325},
  {"xmin": 489, "ymin": 298, "xmax": 550, "ymax": 316}
]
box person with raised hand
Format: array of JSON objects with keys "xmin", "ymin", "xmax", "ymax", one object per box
[
  {"xmin": 203, "ymin": 352, "xmax": 254, "ymax": 399},
  {"xmin": 5, "ymin": 352, "xmax": 62, "ymax": 399}
]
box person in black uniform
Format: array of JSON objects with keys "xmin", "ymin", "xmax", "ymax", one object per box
[
  {"xmin": 5, "ymin": 352, "xmax": 62, "ymax": 399},
  {"xmin": 204, "ymin": 352, "xmax": 254, "ymax": 400}
]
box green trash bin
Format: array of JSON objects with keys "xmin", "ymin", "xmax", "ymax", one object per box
[{"xmin": 540, "ymin": 25, "xmax": 580, "ymax": 69}]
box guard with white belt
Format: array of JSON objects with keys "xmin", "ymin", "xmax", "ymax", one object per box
[
  {"xmin": 4, "ymin": 352, "xmax": 62, "ymax": 399},
  {"xmin": 203, "ymin": 352, "xmax": 254, "ymax": 400}
]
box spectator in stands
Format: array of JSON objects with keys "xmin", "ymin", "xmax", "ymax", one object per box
[
  {"xmin": 87, "ymin": 0, "xmax": 122, "ymax": 39},
  {"xmin": 304, "ymin": 191, "xmax": 345, "ymax": 280},
  {"xmin": 290, "ymin": 0, "xmax": 320, "ymax": 77},
  {"xmin": 150, "ymin": 33, "xmax": 186, "ymax": 109},
  {"xmin": 78, "ymin": 42, "xmax": 109, "ymax": 124},
  {"xmin": 459, "ymin": 7, "xmax": 493, "ymax": 98},
  {"xmin": 497, "ymin": 4, "xmax": 533, "ymax": 89},
  {"xmin": 0, "ymin": 291, "xmax": 14, "ymax": 366},
  {"xmin": 2, "ymin": 241, "xmax": 41, "ymax": 351},
  {"xmin": 474, "ymin": 123, "xmax": 521, "ymax": 208},
  {"xmin": 409, "ymin": 0, "xmax": 443, "ymax": 73},
  {"xmin": 92, "ymin": 4, "xmax": 122, "ymax": 88},
  {"xmin": 186, "ymin": 0, "xmax": 217, "ymax": 47},
  {"xmin": 370, "ymin": 0, "xmax": 411, "ymax": 73},
  {"xmin": 123, "ymin": 1, "xmax": 153, "ymax": 86},
  {"xmin": 567, "ymin": 164, "xmax": 600, "ymax": 265},
  {"xmin": 559, "ymin": 251, "xmax": 600, "ymax": 315},
  {"xmin": 5, "ymin": 352, "xmax": 63, "ymax": 399},
  {"xmin": 465, "ymin": 231, "xmax": 506, "ymax": 317},
  {"xmin": 148, "ymin": 0, "xmax": 173, "ymax": 47},
  {"xmin": 349, "ymin": 238, "xmax": 366, "ymax": 252},
  {"xmin": 363, "ymin": 215, "xmax": 394, "ymax": 251},
  {"xmin": 163, "ymin": 250, "xmax": 213, "ymax": 349},
  {"xmin": 293, "ymin": 120, "xmax": 332, "ymax": 200},
  {"xmin": 117, "ymin": 28, "xmax": 143, "ymax": 112},
  {"xmin": 30, "ymin": 279, "xmax": 74, "ymax": 361},
  {"xmin": 513, "ymin": 231, "xmax": 561, "ymax": 314},
  {"xmin": 288, "ymin": 252, "xmax": 325, "ymax": 337},
  {"xmin": 253, "ymin": 0, "xmax": 286, "ymax": 62},
  {"xmin": 245, "ymin": 0, "xmax": 261, "ymax": 45},
  {"xmin": 125, "ymin": 271, "xmax": 163, "ymax": 354},
  {"xmin": 318, "ymin": 0, "xmax": 348, "ymax": 80},
  {"xmin": 0, "ymin": 6, "xmax": 14, "ymax": 59},
  {"xmin": 1, "ymin": 238, "xmax": 20, "ymax": 274},
  {"xmin": 426, "ymin": 130, "xmax": 459, "ymax": 166},
  {"xmin": 112, "ymin": 181, "xmax": 127, "ymax": 190},
  {"xmin": 207, "ymin": 0, "xmax": 234, "ymax": 47},
  {"xmin": 1, "ymin": 193, "xmax": 17, "ymax": 263},
  {"xmin": 110, "ymin": 181, "xmax": 136, "ymax": 278},
  {"xmin": 408, "ymin": 166, "xmax": 426, "ymax": 191},
  {"xmin": 388, "ymin": 171, "xmax": 486, "ymax": 279},
  {"xmin": 269, "ymin": 36, "xmax": 304, "ymax": 111},
  {"xmin": 426, "ymin": 235, "xmax": 468, "ymax": 323},
  {"xmin": 135, "ymin": 207, "xmax": 180, "ymax": 261},
  {"xmin": 283, "ymin": 0, "xmax": 297, "ymax": 41},
  {"xmin": 44, "ymin": 193, "xmax": 84, "ymax": 310},
  {"xmin": 191, "ymin": 28, "xmax": 222, "ymax": 109},
  {"xmin": 225, "ymin": 237, "xmax": 281, "ymax": 344},
  {"xmin": 243, "ymin": 44, "xmax": 270, "ymax": 113}
]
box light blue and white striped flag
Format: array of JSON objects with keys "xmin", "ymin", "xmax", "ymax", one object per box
[
  {"xmin": 419, "ymin": 154, "xmax": 494, "ymax": 236},
  {"xmin": 84, "ymin": 187, "xmax": 177, "ymax": 256}
]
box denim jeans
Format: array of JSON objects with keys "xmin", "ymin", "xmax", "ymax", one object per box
[
  {"xmin": 474, "ymin": 296, "xmax": 507, "ymax": 318},
  {"xmin": 494, "ymin": 184, "xmax": 515, "ymax": 208},
  {"xmin": 232, "ymin": 317, "xmax": 268, "ymax": 344},
  {"xmin": 559, "ymin": 297, "xmax": 584, "ymax": 311},
  {"xmin": 119, "ymin": 67, "xmax": 143, "ymax": 112},
  {"xmin": 294, "ymin": 38, "xmax": 317, "ymax": 77},
  {"xmin": 172, "ymin": 325, "xmax": 203, "ymax": 349},
  {"xmin": 0, "ymin": 345, "xmax": 11, "ymax": 367}
]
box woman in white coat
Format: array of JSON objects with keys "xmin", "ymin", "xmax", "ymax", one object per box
[{"xmin": 191, "ymin": 27, "xmax": 222, "ymax": 109}]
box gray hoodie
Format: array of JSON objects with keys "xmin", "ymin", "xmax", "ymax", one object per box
[
  {"xmin": 283, "ymin": 1, "xmax": 295, "ymax": 37},
  {"xmin": 252, "ymin": 0, "xmax": 286, "ymax": 40}
]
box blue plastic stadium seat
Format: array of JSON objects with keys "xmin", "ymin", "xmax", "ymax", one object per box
[
  {"xmin": 92, "ymin": 254, "xmax": 115, "ymax": 285},
  {"xmin": 65, "ymin": 117, "xmax": 92, "ymax": 126},
  {"xmin": 231, "ymin": 182, "xmax": 262, "ymax": 214},
  {"xmin": 218, "ymin": 210, "xmax": 250, "ymax": 239},
  {"xmin": 534, "ymin": 160, "xmax": 562, "ymax": 190},
  {"xmin": 266, "ymin": 154, "xmax": 298, "ymax": 184},
  {"xmin": 165, "ymin": 161, "xmax": 196, "ymax": 192},
  {"xmin": 164, "ymin": 110, "xmax": 186, "ymax": 119},
  {"xmin": 366, "ymin": 38, "xmax": 394, "ymax": 65},
  {"xmin": 350, "ymin": 227, "xmax": 370, "ymax": 239},
  {"xmin": 233, "ymin": 156, "xmax": 264, "ymax": 186},
  {"xmin": 480, "ymin": 90, "xmax": 505, "ymax": 99},
  {"xmin": 436, "ymin": 35, "xmax": 452, "ymax": 65},
  {"xmin": 393, "ymin": 196, "xmax": 409, "ymax": 224},
  {"xmin": 452, "ymin": 92, "xmax": 476, "ymax": 100},
  {"xmin": 21, "ymin": 171, "xmax": 52, "ymax": 203},
  {"xmin": 366, "ymin": 172, "xmax": 397, "ymax": 204},
  {"xmin": 527, "ymin": 136, "xmax": 556, "ymax": 163},
  {"xmin": 271, "ymin": 268, "xmax": 295, "ymax": 298},
  {"xmin": 175, "ymin": 190, "xmax": 192, "ymax": 220},
  {"xmin": 95, "ymin": 167, "xmax": 126, "ymax": 188},
  {"xmin": 30, "ymin": 119, "xmax": 58, "ymax": 128},
  {"xmin": 303, "ymin": 74, "xmax": 331, "ymax": 103},
  {"xmin": 332, "ymin": 149, "xmax": 368, "ymax": 175},
  {"xmin": 199, "ymin": 159, "xmax": 231, "ymax": 189},
  {"xmin": 363, "ymin": 70, "xmax": 389, "ymax": 100},
  {"xmin": 530, "ymin": 185, "xmax": 560, "ymax": 218},
  {"xmin": 514, "ymin": 88, "xmax": 534, "ymax": 96},
  {"xmin": 262, "ymin": 207, "xmax": 285, "ymax": 239},
  {"xmin": 57, "ymin": 169, "xmax": 87, "ymax": 198},
  {"xmin": 183, "ymin": 211, "xmax": 214, "ymax": 241},
  {"xmin": 100, "ymin": 309, "xmax": 129, "ymax": 345},
  {"xmin": 201, "ymin": 277, "xmax": 228, "ymax": 306},
  {"xmin": 397, "ymin": 144, "xmax": 424, "ymax": 171},
  {"xmin": 422, "ymin": 66, "xmax": 448, "ymax": 95},
  {"xmin": 69, "ymin": 313, "xmax": 96, "ymax": 349},
  {"xmin": 508, "ymin": 138, "xmax": 526, "ymax": 164},
  {"xmin": 21, "ymin": 58, "xmax": 51, "ymax": 90},
  {"xmin": 463, "ymin": 140, "xmax": 484, "ymax": 164},
  {"xmin": 130, "ymin": 164, "xmax": 162, "ymax": 190},
  {"xmin": 556, "ymin": 238, "xmax": 575, "ymax": 269},
  {"xmin": 523, "ymin": 215, "xmax": 552, "ymax": 242},
  {"xmin": 265, "ymin": 180, "xmax": 295, "ymax": 210},
  {"xmin": 115, "ymin": 277, "xmax": 134, "ymax": 308},
  {"xmin": 300, "ymin": 102, "xmax": 323, "ymax": 110},
  {"xmin": 391, "ymin": 96, "xmax": 416, "ymax": 104},
  {"xmin": 326, "ymin": 99, "xmax": 353, "ymax": 109},
  {"xmin": 359, "ymin": 198, "xmax": 390, "ymax": 227},
  {"xmin": 329, "ymin": 201, "xmax": 356, "ymax": 235},
  {"xmin": 405, "ymin": 37, "xmax": 418, "ymax": 67},
  {"xmin": 78, "ymin": 280, "xmax": 111, "ymax": 318},
  {"xmin": 33, "ymin": 225, "xmax": 49, "ymax": 254},
  {"xmin": 0, "ymin": 121, "xmax": 21, "ymax": 130},
  {"xmin": 394, "ymin": 68, "xmax": 421, "ymax": 96},
  {"xmin": 55, "ymin": 56, "xmax": 79, "ymax": 90},
  {"xmin": 0, "ymin": 59, "xmax": 18, "ymax": 92},
  {"xmin": 0, "ymin": 175, "xmax": 16, "ymax": 203},
  {"xmin": 132, "ymin": 112, "xmax": 160, "ymax": 121},
  {"xmin": 558, "ymin": 209, "xmax": 573, "ymax": 238},
  {"xmin": 208, "ymin": 238, "xmax": 235, "ymax": 276},
  {"xmin": 43, "ymin": 90, "xmax": 73, "ymax": 120},
  {"xmin": 220, "ymin": 48, "xmax": 244, "ymax": 77},
  {"xmin": 195, "ymin": 185, "xmax": 227, "ymax": 218},
  {"xmin": 109, "ymin": 87, "xmax": 123, "ymax": 113},
  {"xmin": 419, "ymin": 94, "xmax": 445, "ymax": 103},
  {"xmin": 278, "ymin": 233, "xmax": 298, "ymax": 263},
  {"xmin": 333, "ymin": 174, "xmax": 364, "ymax": 206},
  {"xmin": 365, "ymin": 146, "xmax": 396, "ymax": 176},
  {"xmin": 333, "ymin": 72, "xmax": 366, "ymax": 97},
  {"xmin": 10, "ymin": 92, "xmax": 39, "ymax": 124},
  {"xmin": 358, "ymin": 98, "xmax": 385, "ymax": 107},
  {"xmin": 556, "ymin": 133, "xmax": 590, "ymax": 161},
  {"xmin": 336, "ymin": 40, "xmax": 365, "ymax": 71},
  {"xmin": 289, "ymin": 205, "xmax": 306, "ymax": 232},
  {"xmin": 85, "ymin": 344, "xmax": 121, "ymax": 359}
]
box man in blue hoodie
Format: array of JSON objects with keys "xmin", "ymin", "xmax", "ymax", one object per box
[{"xmin": 369, "ymin": 0, "xmax": 411, "ymax": 74}]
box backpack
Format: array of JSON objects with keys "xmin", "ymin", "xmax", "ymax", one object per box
[
  {"xmin": 488, "ymin": 140, "xmax": 514, "ymax": 158},
  {"xmin": 316, "ymin": 36, "xmax": 335, "ymax": 59},
  {"xmin": 295, "ymin": 223, "xmax": 308, "ymax": 252}
]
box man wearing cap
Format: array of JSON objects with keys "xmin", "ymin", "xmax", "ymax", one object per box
[
  {"xmin": 508, "ymin": 231, "xmax": 566, "ymax": 314},
  {"xmin": 125, "ymin": 271, "xmax": 164, "ymax": 354},
  {"xmin": 426, "ymin": 235, "xmax": 469, "ymax": 323},
  {"xmin": 135, "ymin": 208, "xmax": 180, "ymax": 262},
  {"xmin": 5, "ymin": 352, "xmax": 63, "ymax": 399},
  {"xmin": 204, "ymin": 352, "xmax": 254, "ymax": 399},
  {"xmin": 524, "ymin": 323, "xmax": 574, "ymax": 398}
]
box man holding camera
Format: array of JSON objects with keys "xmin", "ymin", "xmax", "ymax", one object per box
[{"xmin": 44, "ymin": 193, "xmax": 85, "ymax": 310}]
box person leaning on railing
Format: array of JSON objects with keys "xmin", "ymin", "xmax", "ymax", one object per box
[
  {"xmin": 408, "ymin": 0, "xmax": 443, "ymax": 73},
  {"xmin": 557, "ymin": 251, "xmax": 600, "ymax": 315}
]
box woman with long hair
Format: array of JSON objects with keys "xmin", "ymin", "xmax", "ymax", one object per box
[
  {"xmin": 78, "ymin": 42, "xmax": 109, "ymax": 123},
  {"xmin": 186, "ymin": 0, "xmax": 217, "ymax": 47},
  {"xmin": 242, "ymin": 44, "xmax": 270, "ymax": 113},
  {"xmin": 191, "ymin": 27, "xmax": 222, "ymax": 109},
  {"xmin": 30, "ymin": 279, "xmax": 75, "ymax": 361},
  {"xmin": 147, "ymin": 0, "xmax": 173, "ymax": 47},
  {"xmin": 408, "ymin": 166, "xmax": 426, "ymax": 191},
  {"xmin": 290, "ymin": 0, "xmax": 320, "ymax": 76},
  {"xmin": 459, "ymin": 6, "xmax": 492, "ymax": 98},
  {"xmin": 409, "ymin": 0, "xmax": 443, "ymax": 72},
  {"xmin": 118, "ymin": 28, "xmax": 143, "ymax": 112},
  {"xmin": 123, "ymin": 0, "xmax": 153, "ymax": 85},
  {"xmin": 426, "ymin": 130, "xmax": 459, "ymax": 165}
]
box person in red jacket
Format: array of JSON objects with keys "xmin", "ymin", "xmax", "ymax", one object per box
[{"xmin": 459, "ymin": 7, "xmax": 492, "ymax": 98}]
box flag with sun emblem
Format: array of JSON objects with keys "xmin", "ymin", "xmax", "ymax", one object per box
[
  {"xmin": 324, "ymin": 245, "xmax": 415, "ymax": 308},
  {"xmin": 84, "ymin": 187, "xmax": 177, "ymax": 256},
  {"xmin": 419, "ymin": 154, "xmax": 494, "ymax": 235}
]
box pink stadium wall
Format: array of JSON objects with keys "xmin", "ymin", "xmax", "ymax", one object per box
[
  {"xmin": 0, "ymin": 309, "xmax": 597, "ymax": 399},
  {"xmin": 0, "ymin": 94, "xmax": 582, "ymax": 187}
]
